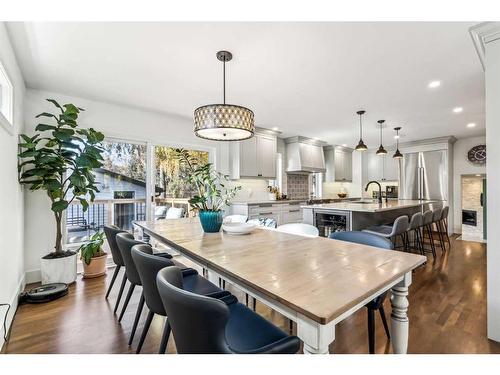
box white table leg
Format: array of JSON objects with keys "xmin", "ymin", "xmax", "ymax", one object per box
[
  {"xmin": 390, "ymin": 271, "xmax": 412, "ymax": 354},
  {"xmin": 296, "ymin": 314, "xmax": 335, "ymax": 354}
]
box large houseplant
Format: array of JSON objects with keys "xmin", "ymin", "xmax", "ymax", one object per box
[
  {"xmin": 175, "ymin": 148, "xmax": 240, "ymax": 232},
  {"xmin": 18, "ymin": 99, "xmax": 104, "ymax": 284}
]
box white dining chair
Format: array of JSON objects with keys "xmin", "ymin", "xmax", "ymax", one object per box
[
  {"xmin": 165, "ymin": 207, "xmax": 184, "ymax": 219},
  {"xmin": 223, "ymin": 214, "xmax": 248, "ymax": 224},
  {"xmin": 276, "ymin": 223, "xmax": 319, "ymax": 237}
]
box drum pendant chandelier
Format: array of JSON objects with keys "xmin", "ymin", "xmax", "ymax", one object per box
[{"xmin": 194, "ymin": 51, "xmax": 255, "ymax": 141}]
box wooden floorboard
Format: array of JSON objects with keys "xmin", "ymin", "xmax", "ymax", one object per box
[{"xmin": 3, "ymin": 235, "xmax": 500, "ymax": 354}]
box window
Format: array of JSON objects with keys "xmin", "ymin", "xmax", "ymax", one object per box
[
  {"xmin": 65, "ymin": 139, "xmax": 147, "ymax": 244},
  {"xmin": 0, "ymin": 61, "xmax": 14, "ymax": 133}
]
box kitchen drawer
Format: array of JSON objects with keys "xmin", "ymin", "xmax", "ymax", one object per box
[
  {"xmin": 281, "ymin": 209, "xmax": 303, "ymax": 224},
  {"xmin": 248, "ymin": 204, "xmax": 282, "ymax": 215},
  {"xmin": 281, "ymin": 201, "xmax": 306, "ymax": 210}
]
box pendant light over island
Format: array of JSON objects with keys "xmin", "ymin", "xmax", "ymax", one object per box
[{"xmin": 355, "ymin": 110, "xmax": 368, "ymax": 151}]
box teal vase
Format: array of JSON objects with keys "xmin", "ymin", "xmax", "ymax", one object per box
[{"xmin": 199, "ymin": 210, "xmax": 223, "ymax": 233}]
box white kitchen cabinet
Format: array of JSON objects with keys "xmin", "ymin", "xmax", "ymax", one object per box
[
  {"xmin": 229, "ymin": 129, "xmax": 278, "ymax": 179},
  {"xmin": 364, "ymin": 151, "xmax": 399, "ymax": 182},
  {"xmin": 334, "ymin": 148, "xmax": 353, "ymax": 182},
  {"xmin": 231, "ymin": 201, "xmax": 306, "ymax": 225}
]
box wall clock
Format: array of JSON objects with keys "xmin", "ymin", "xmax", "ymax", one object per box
[{"xmin": 467, "ymin": 145, "xmax": 486, "ymax": 165}]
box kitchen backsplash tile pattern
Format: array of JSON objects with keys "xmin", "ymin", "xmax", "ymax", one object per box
[{"xmin": 287, "ymin": 174, "xmax": 309, "ymax": 199}]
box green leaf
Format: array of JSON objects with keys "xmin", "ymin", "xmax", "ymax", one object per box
[
  {"xmin": 35, "ymin": 124, "xmax": 57, "ymax": 132},
  {"xmin": 77, "ymin": 197, "xmax": 89, "ymax": 211},
  {"xmin": 35, "ymin": 112, "xmax": 58, "ymax": 120},
  {"xmin": 18, "ymin": 150, "xmax": 39, "ymax": 158},
  {"xmin": 51, "ymin": 200, "xmax": 68, "ymax": 213},
  {"xmin": 46, "ymin": 99, "xmax": 63, "ymax": 111},
  {"xmin": 69, "ymin": 174, "xmax": 86, "ymax": 188},
  {"xmin": 53, "ymin": 130, "xmax": 72, "ymax": 141}
]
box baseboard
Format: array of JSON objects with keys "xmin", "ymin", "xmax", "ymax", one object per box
[
  {"xmin": 0, "ymin": 274, "xmax": 26, "ymax": 352},
  {"xmin": 25, "ymin": 269, "xmax": 41, "ymax": 284}
]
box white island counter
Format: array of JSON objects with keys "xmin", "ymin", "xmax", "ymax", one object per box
[{"xmin": 302, "ymin": 199, "xmax": 437, "ymax": 236}]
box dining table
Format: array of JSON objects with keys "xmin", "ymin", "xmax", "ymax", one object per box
[{"xmin": 134, "ymin": 218, "xmax": 426, "ymax": 354}]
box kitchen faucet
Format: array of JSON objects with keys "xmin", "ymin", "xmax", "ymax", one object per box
[{"xmin": 365, "ymin": 181, "xmax": 386, "ymax": 204}]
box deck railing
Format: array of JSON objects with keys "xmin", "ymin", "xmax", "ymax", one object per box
[{"xmin": 66, "ymin": 197, "xmax": 194, "ymax": 244}]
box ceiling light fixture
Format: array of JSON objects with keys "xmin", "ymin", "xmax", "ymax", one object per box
[
  {"xmin": 194, "ymin": 51, "xmax": 254, "ymax": 141},
  {"xmin": 393, "ymin": 127, "xmax": 403, "ymax": 159},
  {"xmin": 272, "ymin": 127, "xmax": 279, "ymax": 131},
  {"xmin": 453, "ymin": 107, "xmax": 463, "ymax": 113},
  {"xmin": 467, "ymin": 123, "xmax": 476, "ymax": 128},
  {"xmin": 355, "ymin": 110, "xmax": 368, "ymax": 151},
  {"xmin": 342, "ymin": 144, "xmax": 348, "ymax": 147},
  {"xmin": 376, "ymin": 120, "xmax": 387, "ymax": 156},
  {"xmin": 428, "ymin": 80, "xmax": 441, "ymax": 88}
]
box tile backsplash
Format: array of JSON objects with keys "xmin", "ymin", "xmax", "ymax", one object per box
[{"xmin": 287, "ymin": 174, "xmax": 309, "ymax": 199}]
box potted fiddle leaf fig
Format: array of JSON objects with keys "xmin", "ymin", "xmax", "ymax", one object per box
[
  {"xmin": 18, "ymin": 99, "xmax": 104, "ymax": 284},
  {"xmin": 79, "ymin": 232, "xmax": 107, "ymax": 278},
  {"xmin": 175, "ymin": 148, "xmax": 241, "ymax": 233}
]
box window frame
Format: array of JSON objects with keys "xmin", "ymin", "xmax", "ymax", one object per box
[{"xmin": 0, "ymin": 60, "xmax": 14, "ymax": 135}]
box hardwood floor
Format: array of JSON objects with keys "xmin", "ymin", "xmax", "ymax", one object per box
[{"xmin": 3, "ymin": 235, "xmax": 500, "ymax": 354}]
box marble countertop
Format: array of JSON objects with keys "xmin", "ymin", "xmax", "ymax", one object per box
[{"xmin": 301, "ymin": 199, "xmax": 435, "ymax": 213}]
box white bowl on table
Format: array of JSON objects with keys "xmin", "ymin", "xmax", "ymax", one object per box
[{"xmin": 222, "ymin": 222, "xmax": 256, "ymax": 235}]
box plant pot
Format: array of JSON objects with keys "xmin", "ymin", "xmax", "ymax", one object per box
[
  {"xmin": 199, "ymin": 210, "xmax": 223, "ymax": 233},
  {"xmin": 82, "ymin": 253, "xmax": 108, "ymax": 278},
  {"xmin": 40, "ymin": 251, "xmax": 78, "ymax": 285}
]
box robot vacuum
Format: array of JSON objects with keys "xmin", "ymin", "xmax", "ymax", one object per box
[{"xmin": 19, "ymin": 283, "xmax": 69, "ymax": 304}]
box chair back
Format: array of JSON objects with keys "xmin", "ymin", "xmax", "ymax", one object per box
[
  {"xmin": 166, "ymin": 207, "xmax": 184, "ymax": 219},
  {"xmin": 276, "ymin": 223, "xmax": 319, "ymax": 237},
  {"xmin": 116, "ymin": 232, "xmax": 145, "ymax": 285},
  {"xmin": 223, "ymin": 214, "xmax": 248, "ymax": 224},
  {"xmin": 409, "ymin": 212, "xmax": 423, "ymax": 230},
  {"xmin": 330, "ymin": 231, "xmax": 393, "ymax": 250},
  {"xmin": 441, "ymin": 206, "xmax": 449, "ymax": 220},
  {"xmin": 422, "ymin": 210, "xmax": 433, "ymax": 225},
  {"xmin": 103, "ymin": 225, "xmax": 126, "ymax": 266},
  {"xmin": 247, "ymin": 217, "xmax": 277, "ymax": 228},
  {"xmin": 156, "ymin": 266, "xmax": 231, "ymax": 354},
  {"xmin": 154, "ymin": 205, "xmax": 167, "ymax": 220},
  {"xmin": 432, "ymin": 208, "xmax": 443, "ymax": 222},
  {"xmin": 390, "ymin": 215, "xmax": 410, "ymax": 236},
  {"xmin": 132, "ymin": 244, "xmax": 175, "ymax": 315}
]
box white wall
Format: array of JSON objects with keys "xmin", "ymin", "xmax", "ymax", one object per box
[
  {"xmin": 0, "ymin": 23, "xmax": 26, "ymax": 349},
  {"xmin": 23, "ymin": 88, "xmax": 225, "ymax": 282},
  {"xmin": 486, "ymin": 37, "xmax": 500, "ymax": 342},
  {"xmin": 452, "ymin": 136, "xmax": 486, "ymax": 233}
]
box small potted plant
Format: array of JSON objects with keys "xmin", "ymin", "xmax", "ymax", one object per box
[
  {"xmin": 175, "ymin": 148, "xmax": 241, "ymax": 233},
  {"xmin": 79, "ymin": 232, "xmax": 107, "ymax": 278}
]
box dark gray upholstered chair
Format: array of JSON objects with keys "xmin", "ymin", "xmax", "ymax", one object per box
[
  {"xmin": 330, "ymin": 231, "xmax": 393, "ymax": 354},
  {"xmin": 432, "ymin": 208, "xmax": 446, "ymax": 251},
  {"xmin": 440, "ymin": 206, "xmax": 451, "ymax": 248},
  {"xmin": 156, "ymin": 266, "xmax": 301, "ymax": 354},
  {"xmin": 407, "ymin": 212, "xmax": 424, "ymax": 255},
  {"xmin": 422, "ymin": 209, "xmax": 437, "ymax": 258},
  {"xmin": 131, "ymin": 244, "xmax": 227, "ymax": 353},
  {"xmin": 103, "ymin": 225, "xmax": 127, "ymax": 313},
  {"xmin": 362, "ymin": 215, "xmax": 410, "ymax": 251}
]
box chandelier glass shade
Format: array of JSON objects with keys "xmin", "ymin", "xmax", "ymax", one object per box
[{"xmin": 194, "ymin": 51, "xmax": 255, "ymax": 141}]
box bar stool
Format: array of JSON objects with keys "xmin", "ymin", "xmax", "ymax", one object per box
[
  {"xmin": 421, "ymin": 210, "xmax": 436, "ymax": 258},
  {"xmin": 432, "ymin": 208, "xmax": 446, "ymax": 252},
  {"xmin": 440, "ymin": 206, "xmax": 451, "ymax": 249},
  {"xmin": 362, "ymin": 215, "xmax": 410, "ymax": 251},
  {"xmin": 406, "ymin": 212, "xmax": 424, "ymax": 255}
]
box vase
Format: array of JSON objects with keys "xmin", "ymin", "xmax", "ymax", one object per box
[{"xmin": 199, "ymin": 210, "xmax": 223, "ymax": 233}]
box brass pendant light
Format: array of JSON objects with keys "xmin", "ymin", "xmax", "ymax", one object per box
[
  {"xmin": 393, "ymin": 127, "xmax": 403, "ymax": 159},
  {"xmin": 376, "ymin": 120, "xmax": 387, "ymax": 156},
  {"xmin": 194, "ymin": 51, "xmax": 255, "ymax": 141},
  {"xmin": 355, "ymin": 110, "xmax": 368, "ymax": 151}
]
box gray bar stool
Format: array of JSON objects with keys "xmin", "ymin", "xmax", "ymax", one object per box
[
  {"xmin": 422, "ymin": 210, "xmax": 436, "ymax": 258},
  {"xmin": 440, "ymin": 206, "xmax": 451, "ymax": 249},
  {"xmin": 362, "ymin": 215, "xmax": 410, "ymax": 251},
  {"xmin": 432, "ymin": 208, "xmax": 446, "ymax": 252},
  {"xmin": 406, "ymin": 212, "xmax": 424, "ymax": 255}
]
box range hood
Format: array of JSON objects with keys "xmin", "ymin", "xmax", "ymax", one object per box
[{"xmin": 285, "ymin": 136, "xmax": 327, "ymax": 173}]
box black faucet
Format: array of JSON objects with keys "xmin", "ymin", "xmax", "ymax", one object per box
[{"xmin": 365, "ymin": 181, "xmax": 386, "ymax": 204}]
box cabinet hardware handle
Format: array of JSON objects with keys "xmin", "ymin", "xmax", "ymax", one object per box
[
  {"xmin": 259, "ymin": 212, "xmax": 273, "ymax": 215},
  {"xmin": 289, "ymin": 209, "xmax": 300, "ymax": 213},
  {"xmin": 258, "ymin": 174, "xmax": 262, "ymax": 176},
  {"xmin": 259, "ymin": 203, "xmax": 273, "ymax": 207}
]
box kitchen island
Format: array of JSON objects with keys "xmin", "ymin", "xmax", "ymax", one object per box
[{"xmin": 302, "ymin": 199, "xmax": 436, "ymax": 237}]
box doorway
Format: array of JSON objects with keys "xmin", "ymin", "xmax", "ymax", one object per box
[{"xmin": 460, "ymin": 174, "xmax": 487, "ymax": 242}]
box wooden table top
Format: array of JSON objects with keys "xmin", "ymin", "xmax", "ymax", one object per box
[{"xmin": 135, "ymin": 218, "xmax": 426, "ymax": 324}]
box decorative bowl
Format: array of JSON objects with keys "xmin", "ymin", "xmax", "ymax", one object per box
[{"xmin": 222, "ymin": 222, "xmax": 256, "ymax": 235}]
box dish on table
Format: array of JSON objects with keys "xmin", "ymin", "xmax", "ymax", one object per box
[{"xmin": 222, "ymin": 222, "xmax": 256, "ymax": 235}]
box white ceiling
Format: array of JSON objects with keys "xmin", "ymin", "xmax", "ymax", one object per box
[{"xmin": 6, "ymin": 22, "xmax": 485, "ymax": 147}]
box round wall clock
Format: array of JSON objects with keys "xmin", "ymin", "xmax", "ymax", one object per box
[{"xmin": 467, "ymin": 145, "xmax": 486, "ymax": 165}]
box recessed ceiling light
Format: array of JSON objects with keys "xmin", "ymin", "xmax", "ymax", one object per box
[
  {"xmin": 453, "ymin": 107, "xmax": 463, "ymax": 113},
  {"xmin": 272, "ymin": 127, "xmax": 279, "ymax": 131},
  {"xmin": 467, "ymin": 123, "xmax": 476, "ymax": 128},
  {"xmin": 342, "ymin": 144, "xmax": 347, "ymax": 147},
  {"xmin": 428, "ymin": 80, "xmax": 441, "ymax": 88},
  {"xmin": 394, "ymin": 135, "xmax": 400, "ymax": 139},
  {"xmin": 476, "ymin": 174, "xmax": 481, "ymax": 177}
]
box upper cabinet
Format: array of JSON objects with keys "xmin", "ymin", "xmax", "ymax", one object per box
[
  {"xmin": 324, "ymin": 146, "xmax": 353, "ymax": 182},
  {"xmin": 363, "ymin": 151, "xmax": 399, "ymax": 182},
  {"xmin": 229, "ymin": 129, "xmax": 278, "ymax": 179}
]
